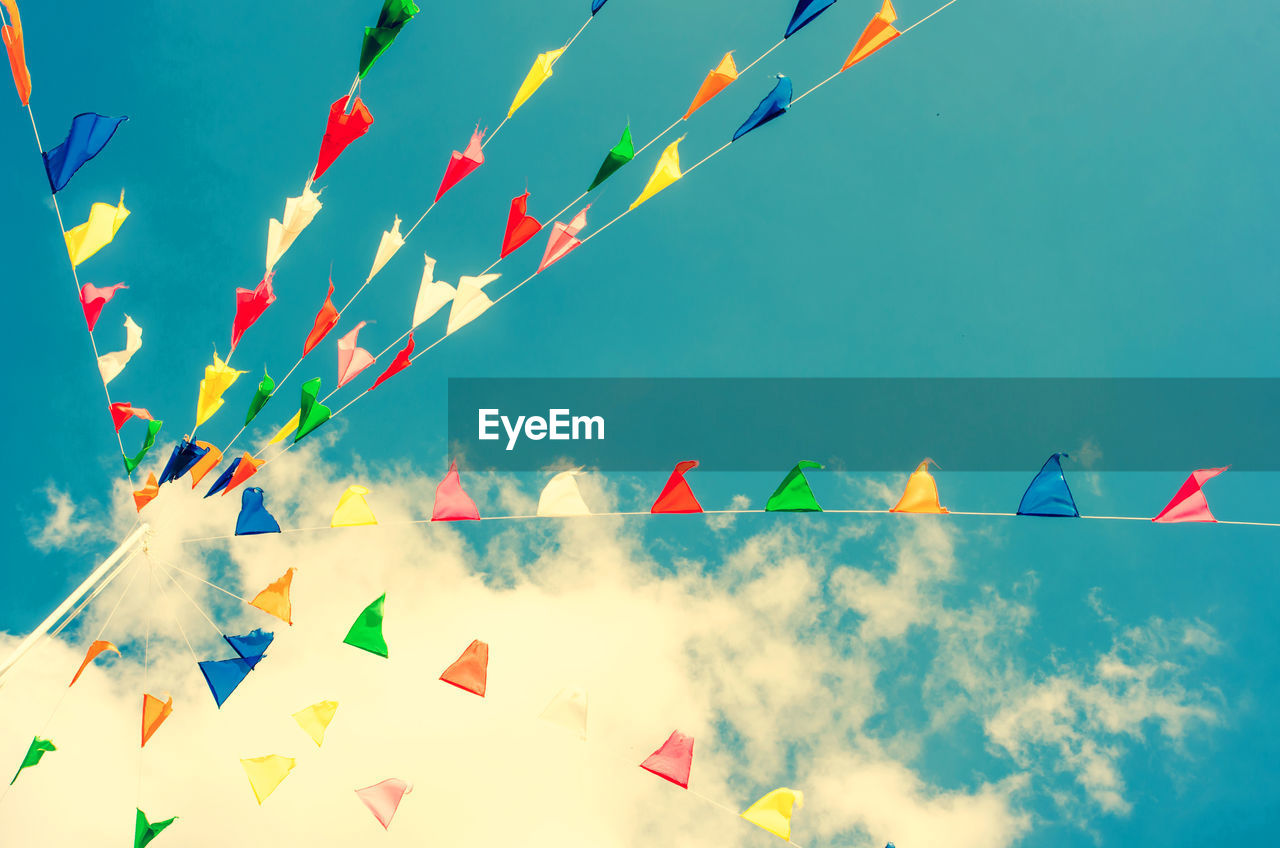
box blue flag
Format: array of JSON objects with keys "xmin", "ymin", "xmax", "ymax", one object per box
[
  {"xmin": 733, "ymin": 75, "xmax": 792, "ymax": 141},
  {"xmin": 785, "ymin": 0, "xmax": 837, "ymax": 38},
  {"xmin": 591, "ymin": 0, "xmax": 608, "ymax": 13},
  {"xmin": 1017, "ymin": 453, "xmax": 1080, "ymax": 517},
  {"xmin": 197, "ymin": 657, "xmax": 256, "ymax": 707},
  {"xmin": 235, "ymin": 487, "xmax": 281, "ymax": 536},
  {"xmin": 42, "ymin": 113, "xmax": 128, "ymax": 193},
  {"xmin": 158, "ymin": 439, "xmax": 209, "ymax": 486},
  {"xmin": 204, "ymin": 457, "xmax": 242, "ymax": 498},
  {"xmin": 224, "ymin": 628, "xmax": 274, "ymax": 670}
]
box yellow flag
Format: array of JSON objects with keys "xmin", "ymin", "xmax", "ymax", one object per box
[
  {"xmin": 195, "ymin": 351, "xmax": 246, "ymax": 427},
  {"xmin": 65, "ymin": 190, "xmax": 130, "ymax": 267},
  {"xmin": 741, "ymin": 787, "xmax": 803, "ymax": 841},
  {"xmin": 507, "ymin": 48, "xmax": 565, "ymax": 118},
  {"xmin": 629, "ymin": 136, "xmax": 685, "ymax": 211},
  {"xmin": 267, "ymin": 411, "xmax": 301, "ymax": 445},
  {"xmin": 890, "ymin": 459, "xmax": 948, "ymax": 513},
  {"xmin": 331, "ymin": 484, "xmax": 378, "ymax": 527},
  {"xmin": 240, "ymin": 755, "xmax": 296, "ymax": 805},
  {"xmin": 292, "ymin": 700, "xmax": 339, "ymax": 747}
]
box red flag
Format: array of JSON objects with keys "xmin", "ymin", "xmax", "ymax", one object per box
[
  {"xmin": 651, "ymin": 460, "xmax": 702, "ymax": 513},
  {"xmin": 435, "ymin": 127, "xmax": 485, "ymax": 202},
  {"xmin": 231, "ymin": 271, "xmax": 276, "ymax": 348},
  {"xmin": 303, "ymin": 278, "xmax": 340, "ymax": 356},
  {"xmin": 1153, "ymin": 467, "xmax": 1227, "ymax": 523},
  {"xmin": 109, "ymin": 402, "xmax": 152, "ymax": 432},
  {"xmin": 313, "ymin": 95, "xmax": 373, "ymax": 181},
  {"xmin": 501, "ymin": 192, "xmax": 543, "ymax": 257},
  {"xmin": 221, "ymin": 452, "xmax": 264, "ymax": 496},
  {"xmin": 440, "ymin": 639, "xmax": 488, "ymax": 696},
  {"xmin": 640, "ymin": 731, "xmax": 694, "ymax": 789},
  {"xmin": 80, "ymin": 283, "xmax": 127, "ymax": 331},
  {"xmin": 369, "ymin": 333, "xmax": 414, "ymax": 391}
]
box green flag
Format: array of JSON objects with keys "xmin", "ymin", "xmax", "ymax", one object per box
[
  {"xmin": 124, "ymin": 419, "xmax": 163, "ymax": 474},
  {"xmin": 245, "ymin": 369, "xmax": 275, "ymax": 425},
  {"xmin": 765, "ymin": 461, "xmax": 823, "ymax": 512},
  {"xmin": 9, "ymin": 736, "xmax": 55, "ymax": 785},
  {"xmin": 134, "ymin": 808, "xmax": 177, "ymax": 848},
  {"xmin": 343, "ymin": 593, "xmax": 389, "ymax": 657},
  {"xmin": 588, "ymin": 125, "xmax": 634, "ymax": 190},
  {"xmin": 359, "ymin": 0, "xmax": 420, "ymax": 78},
  {"xmin": 294, "ymin": 378, "xmax": 331, "ymax": 443}
]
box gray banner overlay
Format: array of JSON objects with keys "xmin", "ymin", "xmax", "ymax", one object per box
[{"xmin": 446, "ymin": 379, "xmax": 1279, "ymax": 471}]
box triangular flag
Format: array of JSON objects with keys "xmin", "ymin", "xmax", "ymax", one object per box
[
  {"xmin": 250, "ymin": 568, "xmax": 296, "ymax": 625},
  {"xmin": 9, "ymin": 736, "xmax": 54, "ymax": 785},
  {"xmin": 435, "ymin": 126, "xmax": 485, "ymax": 202},
  {"xmin": 445, "ymin": 273, "xmax": 501, "ymax": 335},
  {"xmin": 411, "ymin": 255, "xmax": 455, "ymax": 328},
  {"xmin": 1, "ymin": 0, "xmax": 32, "ymax": 106},
  {"xmin": 1153, "ymin": 467, "xmax": 1227, "ymax": 523},
  {"xmin": 204, "ymin": 456, "xmax": 241, "ymax": 497},
  {"xmin": 221, "ymin": 451, "xmax": 263, "ymax": 496},
  {"xmin": 344, "ymin": 594, "xmax": 389, "ymax": 658},
  {"xmin": 766, "ymin": 461, "xmax": 823, "ymax": 511},
  {"xmin": 843, "ymin": 0, "xmax": 900, "ymax": 70},
  {"xmin": 500, "ymin": 192, "xmax": 544, "ymax": 257},
  {"xmin": 65, "ymin": 190, "xmax": 129, "ymax": 267},
  {"xmin": 158, "ymin": 439, "xmax": 210, "ymax": 485},
  {"xmin": 313, "ymin": 95, "xmax": 373, "ymax": 181},
  {"xmin": 369, "ymin": 333, "xmax": 413, "ymax": 390},
  {"xmin": 591, "ymin": 0, "xmax": 609, "ymax": 14},
  {"xmin": 367, "ymin": 215, "xmax": 405, "ymax": 282},
  {"xmin": 188, "ymin": 442, "xmax": 222, "ymax": 488},
  {"xmin": 684, "ymin": 52, "xmax": 738, "ymax": 119},
  {"xmin": 266, "ymin": 186, "xmax": 323, "ymax": 272},
  {"xmin": 539, "ymin": 686, "xmax": 587, "ymax": 738},
  {"xmin": 507, "ymin": 48, "xmax": 565, "ymax": 118},
  {"xmin": 432, "ymin": 459, "xmax": 480, "ymax": 520},
  {"xmin": 293, "ymin": 700, "xmax": 338, "ymax": 747},
  {"xmin": 785, "ymin": 0, "xmax": 837, "ymax": 38},
  {"xmin": 109, "ymin": 401, "xmax": 151, "ymax": 432},
  {"xmin": 337, "ymin": 322, "xmax": 376, "ymax": 387},
  {"xmin": 295, "ymin": 378, "xmax": 332, "ymax": 442},
  {"xmin": 356, "ymin": 778, "xmax": 411, "ymax": 829},
  {"xmin": 235, "ymin": 487, "xmax": 281, "ymax": 536},
  {"xmin": 196, "ymin": 351, "xmax": 246, "ymax": 427},
  {"xmin": 332, "ymin": 484, "xmax": 378, "ymax": 526},
  {"xmin": 240, "ymin": 755, "xmax": 296, "ymax": 805},
  {"xmin": 124, "ymin": 419, "xmax": 163, "ymax": 474},
  {"xmin": 43, "ymin": 112, "xmax": 128, "ymax": 193},
  {"xmin": 891, "ymin": 460, "xmax": 948, "ymax": 513},
  {"xmin": 537, "ymin": 205, "xmax": 589, "ymax": 272},
  {"xmin": 1017, "ymin": 453, "xmax": 1079, "ymax": 517},
  {"xmin": 741, "ymin": 788, "xmax": 804, "ymax": 841},
  {"xmin": 303, "ymin": 278, "xmax": 340, "ymax": 356},
  {"xmin": 132, "ymin": 473, "xmax": 160, "ymax": 512},
  {"xmin": 629, "ymin": 136, "xmax": 684, "ymax": 210},
  {"xmin": 69, "ymin": 639, "xmax": 120, "ymax": 686},
  {"xmin": 98, "ymin": 314, "xmax": 142, "ymax": 385},
  {"xmin": 197, "ymin": 657, "xmax": 255, "ymax": 708},
  {"xmin": 359, "ymin": 0, "xmax": 420, "ymax": 78},
  {"xmin": 141, "ymin": 694, "xmax": 173, "ymax": 747},
  {"xmin": 651, "ymin": 460, "xmax": 703, "ymax": 513},
  {"xmin": 537, "ymin": 469, "xmax": 591, "ymax": 516},
  {"xmin": 225, "ymin": 628, "xmax": 274, "ymax": 668},
  {"xmin": 268, "ymin": 413, "xmax": 301, "ymax": 446},
  {"xmin": 588, "ymin": 125, "xmax": 634, "ymax": 190},
  {"xmin": 134, "ymin": 808, "xmax": 177, "ymax": 848},
  {"xmin": 245, "ymin": 370, "xmax": 275, "ymax": 425},
  {"xmin": 232, "ymin": 271, "xmax": 277, "ymax": 348},
  {"xmin": 640, "ymin": 731, "xmax": 693, "ymax": 789},
  {"xmin": 440, "ymin": 639, "xmax": 488, "ymax": 696},
  {"xmin": 80, "ymin": 282, "xmax": 126, "ymax": 331},
  {"xmin": 732, "ymin": 74, "xmax": 792, "ymax": 141}
]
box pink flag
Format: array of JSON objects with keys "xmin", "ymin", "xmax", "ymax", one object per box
[
  {"xmin": 537, "ymin": 205, "xmax": 589, "ymax": 273},
  {"xmin": 439, "ymin": 639, "xmax": 488, "ymax": 696},
  {"xmin": 369, "ymin": 333, "xmax": 413, "ymax": 391},
  {"xmin": 640, "ymin": 730, "xmax": 694, "ymax": 789},
  {"xmin": 80, "ymin": 282, "xmax": 126, "ymax": 331},
  {"xmin": 1153, "ymin": 467, "xmax": 1227, "ymax": 523},
  {"xmin": 435, "ymin": 127, "xmax": 485, "ymax": 202},
  {"xmin": 232, "ymin": 271, "xmax": 276, "ymax": 348},
  {"xmin": 337, "ymin": 321, "xmax": 375, "ymax": 387},
  {"xmin": 355, "ymin": 778, "xmax": 412, "ymax": 829},
  {"xmin": 432, "ymin": 459, "xmax": 480, "ymax": 521},
  {"xmin": 109, "ymin": 401, "xmax": 152, "ymax": 432}
]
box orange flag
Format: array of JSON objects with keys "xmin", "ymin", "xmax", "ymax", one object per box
[
  {"xmin": 843, "ymin": 0, "xmax": 900, "ymax": 70},
  {"xmin": 684, "ymin": 52, "xmax": 738, "ymax": 119},
  {"xmin": 1, "ymin": 0, "xmax": 31, "ymax": 106},
  {"xmin": 250, "ymin": 568, "xmax": 295, "ymax": 625},
  {"xmin": 188, "ymin": 442, "xmax": 223, "ymax": 488},
  {"xmin": 891, "ymin": 459, "xmax": 948, "ymax": 513},
  {"xmin": 440, "ymin": 639, "xmax": 488, "ymax": 696},
  {"xmin": 141, "ymin": 694, "xmax": 173, "ymax": 747},
  {"xmin": 69, "ymin": 640, "xmax": 120, "ymax": 686},
  {"xmin": 133, "ymin": 473, "xmax": 160, "ymax": 512},
  {"xmin": 221, "ymin": 452, "xmax": 263, "ymax": 496}
]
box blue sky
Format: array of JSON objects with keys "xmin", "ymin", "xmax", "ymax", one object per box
[{"xmin": 1, "ymin": 0, "xmax": 1278, "ymax": 845}]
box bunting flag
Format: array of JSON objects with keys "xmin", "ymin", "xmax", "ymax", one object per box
[
  {"xmin": 733, "ymin": 75, "xmax": 792, "ymax": 141},
  {"xmin": 640, "ymin": 730, "xmax": 693, "ymax": 789},
  {"xmin": 891, "ymin": 460, "xmax": 948, "ymax": 513},
  {"xmin": 197, "ymin": 656, "xmax": 256, "ymax": 707},
  {"xmin": 313, "ymin": 95, "xmax": 373, "ymax": 182},
  {"xmin": 539, "ymin": 686, "xmax": 588, "ymax": 737},
  {"xmin": 435, "ymin": 126, "xmax": 485, "ymax": 202},
  {"xmin": 591, "ymin": 0, "xmax": 609, "ymax": 14},
  {"xmin": 134, "ymin": 809, "xmax": 177, "ymax": 848},
  {"xmin": 204, "ymin": 456, "xmax": 241, "ymax": 497},
  {"xmin": 235, "ymin": 487, "xmax": 281, "ymax": 536},
  {"xmin": 356, "ymin": 778, "xmax": 411, "ymax": 830},
  {"xmin": 629, "ymin": 136, "xmax": 684, "ymax": 210},
  {"xmin": 132, "ymin": 473, "xmax": 160, "ymax": 511},
  {"xmin": 684, "ymin": 52, "xmax": 739, "ymax": 119},
  {"xmin": 303, "ymin": 278, "xmax": 340, "ymax": 356},
  {"xmin": 445, "ymin": 273, "xmax": 501, "ymax": 335},
  {"xmin": 266, "ymin": 186, "xmax": 322, "ymax": 272},
  {"xmin": 536, "ymin": 469, "xmax": 591, "ymax": 516},
  {"xmin": 158, "ymin": 439, "xmax": 210, "ymax": 485},
  {"xmin": 369, "ymin": 333, "xmax": 413, "ymax": 390},
  {"xmin": 588, "ymin": 125, "xmax": 633, "ymax": 190},
  {"xmin": 241, "ymin": 756, "xmax": 296, "ymax": 805},
  {"xmin": 245, "ymin": 370, "xmax": 275, "ymax": 425},
  {"xmin": 336, "ymin": 322, "xmax": 375, "ymax": 387},
  {"xmin": 188, "ymin": 442, "xmax": 222, "ymax": 487},
  {"xmin": 344, "ymin": 594, "xmax": 389, "ymax": 658},
  {"xmin": 141, "ymin": 694, "xmax": 173, "ymax": 747},
  {"xmin": 97, "ymin": 314, "xmax": 143, "ymax": 384},
  {"xmin": 785, "ymin": 0, "xmax": 837, "ymax": 38},
  {"xmin": 651, "ymin": 460, "xmax": 702, "ymax": 513},
  {"xmin": 741, "ymin": 788, "xmax": 804, "ymax": 841},
  {"xmin": 367, "ymin": 215, "xmax": 404, "ymax": 282},
  {"xmin": 124, "ymin": 419, "xmax": 162, "ymax": 474},
  {"xmin": 332, "ymin": 484, "xmax": 377, "ymax": 526},
  {"xmin": 411, "ymin": 255, "xmax": 455, "ymax": 328},
  {"xmin": 537, "ymin": 205, "xmax": 589, "ymax": 272},
  {"xmin": 1, "ymin": 0, "xmax": 31, "ymax": 105},
  {"xmin": 225, "ymin": 629, "xmax": 274, "ymax": 667},
  {"xmin": 507, "ymin": 48, "xmax": 565, "ymax": 118},
  {"xmin": 501, "ymin": 192, "xmax": 544, "ymax": 257},
  {"xmin": 232, "ymin": 272, "xmax": 277, "ymax": 348},
  {"xmin": 65, "ymin": 190, "xmax": 130, "ymax": 267},
  {"xmin": 109, "ymin": 401, "xmax": 151, "ymax": 432},
  {"xmin": 195, "ymin": 351, "xmax": 246, "ymax": 427},
  {"xmin": 358, "ymin": 0, "xmax": 420, "ymax": 79},
  {"xmin": 9, "ymin": 736, "xmax": 54, "ymax": 785},
  {"xmin": 432, "ymin": 459, "xmax": 480, "ymax": 520},
  {"xmin": 293, "ymin": 700, "xmax": 338, "ymax": 747},
  {"xmin": 1017, "ymin": 453, "xmax": 1079, "ymax": 517},
  {"xmin": 250, "ymin": 568, "xmax": 295, "ymax": 625},
  {"xmin": 80, "ymin": 282, "xmax": 127, "ymax": 331},
  {"xmin": 766, "ymin": 461, "xmax": 823, "ymax": 511},
  {"xmin": 221, "ymin": 451, "xmax": 264, "ymax": 495},
  {"xmin": 69, "ymin": 639, "xmax": 120, "ymax": 686},
  {"xmin": 43, "ymin": 113, "xmax": 128, "ymax": 193},
  {"xmin": 1153, "ymin": 467, "xmax": 1227, "ymax": 523},
  {"xmin": 295, "ymin": 378, "xmax": 332, "ymax": 442},
  {"xmin": 843, "ymin": 0, "xmax": 900, "ymax": 70},
  {"xmin": 440, "ymin": 639, "xmax": 488, "ymax": 696}
]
